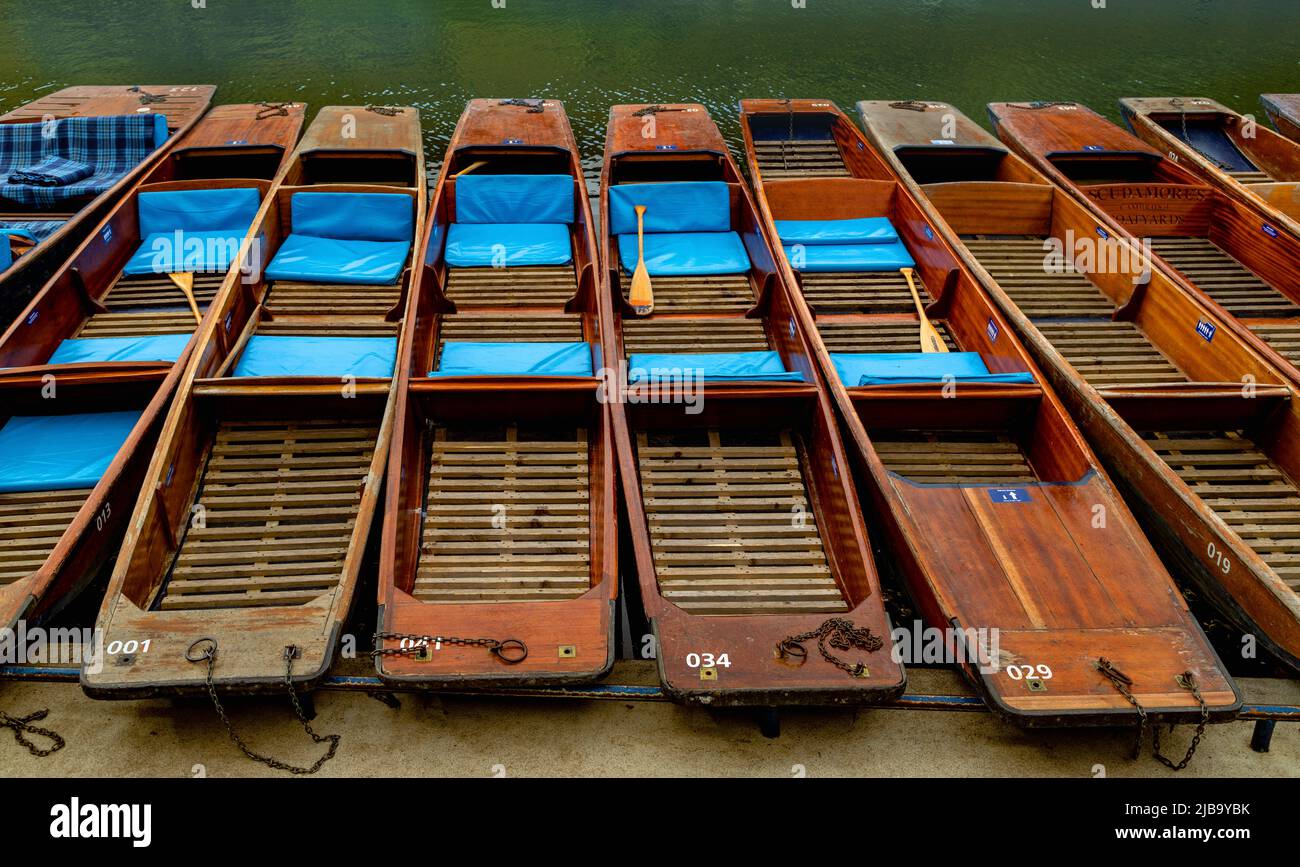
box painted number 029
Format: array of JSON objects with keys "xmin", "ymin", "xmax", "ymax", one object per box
[
  {"xmin": 1005, "ymin": 664, "xmax": 1052, "ymax": 680},
  {"xmin": 1206, "ymin": 541, "xmax": 1231, "ymax": 575}
]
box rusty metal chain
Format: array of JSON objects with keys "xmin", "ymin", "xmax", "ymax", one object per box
[
  {"xmin": 1096, "ymin": 657, "xmax": 1208, "ymax": 770},
  {"xmin": 372, "ymin": 631, "xmax": 528, "ymax": 664},
  {"xmin": 631, "ymin": 104, "xmax": 682, "ymax": 118},
  {"xmin": 1169, "ymin": 97, "xmax": 1234, "ymax": 171},
  {"xmin": 0, "ymin": 708, "xmax": 65, "ymax": 757},
  {"xmin": 255, "ymin": 101, "xmax": 293, "ymax": 120},
  {"xmin": 499, "ymin": 98, "xmax": 545, "ymax": 113},
  {"xmin": 365, "ymin": 105, "xmax": 402, "ymax": 116},
  {"xmin": 128, "ymin": 86, "xmax": 168, "ymax": 105},
  {"xmin": 889, "ymin": 100, "xmax": 931, "ymax": 113},
  {"xmin": 187, "ymin": 638, "xmax": 340, "ymax": 775},
  {"xmin": 775, "ymin": 617, "xmax": 883, "ymax": 677}
]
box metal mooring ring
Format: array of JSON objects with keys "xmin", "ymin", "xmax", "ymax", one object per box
[
  {"xmin": 491, "ymin": 639, "xmax": 529, "ymax": 664},
  {"xmin": 185, "ymin": 637, "xmax": 218, "ymax": 663}
]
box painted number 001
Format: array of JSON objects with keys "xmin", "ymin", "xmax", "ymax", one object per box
[
  {"xmin": 1206, "ymin": 541, "xmax": 1231, "ymax": 575},
  {"xmin": 106, "ymin": 639, "xmax": 150, "ymax": 655},
  {"xmin": 1005, "ymin": 664, "xmax": 1052, "ymax": 680}
]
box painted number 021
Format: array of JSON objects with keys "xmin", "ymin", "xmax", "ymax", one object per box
[{"xmin": 1206, "ymin": 541, "xmax": 1231, "ymax": 575}]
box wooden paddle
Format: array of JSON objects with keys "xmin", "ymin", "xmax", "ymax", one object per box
[
  {"xmin": 167, "ymin": 272, "xmax": 203, "ymax": 324},
  {"xmin": 453, "ymin": 160, "xmax": 488, "ymax": 178},
  {"xmin": 628, "ymin": 205, "xmax": 654, "ymax": 316},
  {"xmin": 902, "ymin": 267, "xmax": 947, "ymax": 353}
]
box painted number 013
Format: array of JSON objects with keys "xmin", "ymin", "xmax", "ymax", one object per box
[{"xmin": 1206, "ymin": 541, "xmax": 1231, "ymax": 575}]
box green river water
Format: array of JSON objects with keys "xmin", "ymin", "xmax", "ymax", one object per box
[{"xmin": 1, "ymin": 0, "xmax": 1296, "ymax": 162}]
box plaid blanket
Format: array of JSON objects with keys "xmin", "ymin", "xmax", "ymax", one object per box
[
  {"xmin": 0, "ymin": 114, "xmax": 163, "ymax": 207},
  {"xmin": 8, "ymin": 155, "xmax": 93, "ymax": 186},
  {"xmin": 0, "ymin": 219, "xmax": 65, "ymax": 242}
]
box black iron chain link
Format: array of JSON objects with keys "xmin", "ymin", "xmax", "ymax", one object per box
[
  {"xmin": 1096, "ymin": 657, "xmax": 1208, "ymax": 770},
  {"xmin": 187, "ymin": 638, "xmax": 340, "ymax": 775},
  {"xmin": 0, "ymin": 708, "xmax": 65, "ymax": 757},
  {"xmin": 365, "ymin": 105, "xmax": 402, "ymax": 116},
  {"xmin": 775, "ymin": 617, "xmax": 883, "ymax": 677},
  {"xmin": 499, "ymin": 98, "xmax": 545, "ymax": 113},
  {"xmin": 255, "ymin": 101, "xmax": 293, "ymax": 120},
  {"xmin": 371, "ymin": 631, "xmax": 528, "ymax": 663}
]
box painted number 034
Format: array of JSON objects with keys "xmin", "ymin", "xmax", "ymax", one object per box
[
  {"xmin": 1206, "ymin": 541, "xmax": 1231, "ymax": 575},
  {"xmin": 1005, "ymin": 664, "xmax": 1052, "ymax": 680},
  {"xmin": 685, "ymin": 652, "xmax": 731, "ymax": 668}
]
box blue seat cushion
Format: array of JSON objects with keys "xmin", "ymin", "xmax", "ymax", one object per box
[
  {"xmin": 0, "ymin": 236, "xmax": 10, "ymax": 270},
  {"xmin": 137, "ymin": 187, "xmax": 261, "ymax": 237},
  {"xmin": 47, "ymin": 334, "xmax": 190, "ymax": 365},
  {"xmin": 233, "ymin": 335, "xmax": 397, "ymax": 379},
  {"xmin": 455, "ymin": 174, "xmax": 574, "ymax": 224},
  {"xmin": 290, "ymin": 192, "xmax": 414, "ymax": 242},
  {"xmin": 784, "ymin": 240, "xmax": 915, "ymax": 272},
  {"xmin": 445, "ymin": 222, "xmax": 572, "ymax": 268},
  {"xmin": 431, "ymin": 341, "xmax": 593, "ymax": 377},
  {"xmin": 627, "ymin": 351, "xmax": 804, "ymax": 383},
  {"xmin": 0, "ymin": 411, "xmax": 141, "ymax": 493},
  {"xmin": 775, "ymin": 217, "xmax": 899, "ymax": 246},
  {"xmin": 123, "ymin": 230, "xmax": 247, "ymax": 275},
  {"xmin": 830, "ymin": 352, "xmax": 1036, "ymax": 387},
  {"xmin": 608, "ymin": 182, "xmax": 732, "ymax": 234},
  {"xmin": 617, "ymin": 231, "xmax": 749, "ymax": 276},
  {"xmin": 265, "ymin": 234, "xmax": 410, "ymax": 285}
]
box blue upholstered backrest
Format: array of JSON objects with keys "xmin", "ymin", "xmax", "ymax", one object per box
[
  {"xmin": 290, "ymin": 192, "xmax": 415, "ymax": 242},
  {"xmin": 455, "ymin": 174, "xmax": 574, "ymax": 224},
  {"xmin": 137, "ymin": 188, "xmax": 261, "ymax": 237},
  {"xmin": 608, "ymin": 181, "xmax": 731, "ymax": 235}
]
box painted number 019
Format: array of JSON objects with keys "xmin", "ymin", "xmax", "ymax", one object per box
[{"xmin": 1206, "ymin": 541, "xmax": 1231, "ymax": 575}]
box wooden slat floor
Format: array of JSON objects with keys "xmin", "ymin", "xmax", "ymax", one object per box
[
  {"xmin": 446, "ymin": 266, "xmax": 577, "ymax": 307},
  {"xmin": 435, "ymin": 312, "xmax": 584, "ymax": 370},
  {"xmin": 264, "ymin": 281, "xmax": 402, "ymax": 320},
  {"xmin": 872, "ymin": 433, "xmax": 1037, "ymax": 484},
  {"xmin": 1150, "ymin": 237, "xmax": 1300, "ymax": 318},
  {"xmin": 636, "ymin": 428, "xmax": 846, "ymax": 616},
  {"xmin": 963, "ymin": 236, "xmax": 1187, "ymax": 389},
  {"xmin": 798, "ymin": 271, "xmax": 930, "ymax": 314},
  {"xmin": 1246, "ymin": 322, "xmax": 1300, "ymax": 366},
  {"xmin": 623, "ymin": 317, "xmax": 769, "ymax": 356},
  {"xmin": 815, "ymin": 318, "xmax": 958, "ymax": 353},
  {"xmin": 1144, "ymin": 430, "xmax": 1300, "ymax": 590},
  {"xmin": 414, "ymin": 424, "xmax": 591, "ymax": 603},
  {"xmin": 619, "ymin": 273, "xmax": 754, "ymax": 314},
  {"xmin": 76, "ymin": 272, "xmax": 224, "ymax": 338},
  {"xmin": 157, "ymin": 421, "xmax": 377, "ymax": 610},
  {"xmin": 753, "ymin": 139, "xmax": 850, "ymax": 179},
  {"xmin": 0, "ymin": 489, "xmax": 89, "ymax": 585}
]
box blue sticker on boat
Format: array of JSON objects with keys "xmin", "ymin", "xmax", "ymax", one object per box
[
  {"xmin": 224, "ymin": 312, "xmax": 233, "ymax": 332},
  {"xmin": 856, "ymin": 141, "xmax": 864, "ymax": 150},
  {"xmin": 655, "ymin": 144, "xmax": 678, "ymax": 150},
  {"xmin": 1083, "ymin": 145, "xmax": 1105, "ymax": 151},
  {"xmin": 101, "ymin": 226, "xmax": 112, "ymax": 244},
  {"xmin": 986, "ymin": 318, "xmax": 999, "ymax": 342},
  {"xmin": 1196, "ymin": 319, "xmax": 1216, "ymax": 342},
  {"xmin": 1096, "ymin": 226, "xmax": 1109, "ymax": 240},
  {"xmin": 501, "ymin": 138, "xmax": 523, "ymax": 145},
  {"xmin": 26, "ymin": 311, "xmax": 38, "ymax": 326},
  {"xmin": 1263, "ymin": 223, "xmax": 1279, "ymax": 239},
  {"xmin": 989, "ymin": 488, "xmax": 1030, "ymax": 503},
  {"xmin": 226, "ymin": 139, "xmax": 248, "ymax": 145},
  {"xmin": 923, "ymin": 225, "xmax": 934, "ymax": 240}
]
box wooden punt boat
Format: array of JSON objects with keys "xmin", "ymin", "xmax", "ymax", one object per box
[
  {"xmin": 988, "ymin": 101, "xmax": 1300, "ymax": 389},
  {"xmin": 376, "ymin": 98, "xmax": 617, "ymax": 687},
  {"xmin": 858, "ymin": 98, "xmax": 1300, "ymax": 677},
  {"xmin": 737, "ymin": 97, "xmax": 1240, "ymax": 727},
  {"xmin": 0, "ymin": 85, "xmax": 217, "ymax": 313},
  {"xmin": 82, "ymin": 105, "xmax": 424, "ymax": 697},
  {"xmin": 1260, "ymin": 94, "xmax": 1300, "ymax": 145},
  {"xmin": 0, "ymin": 102, "xmax": 304, "ymax": 639},
  {"xmin": 602, "ymin": 103, "xmax": 904, "ymax": 707},
  {"xmin": 1119, "ymin": 96, "xmax": 1300, "ymax": 230}
]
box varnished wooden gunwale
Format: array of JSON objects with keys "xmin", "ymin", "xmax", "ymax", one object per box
[
  {"xmin": 0, "ymin": 85, "xmax": 218, "ymax": 304},
  {"xmin": 0, "ymin": 103, "xmax": 304, "ymax": 639},
  {"xmin": 1261, "ymin": 94, "xmax": 1300, "ymax": 145},
  {"xmin": 988, "ymin": 100, "xmax": 1300, "ymax": 393},
  {"xmin": 734, "ymin": 97, "xmax": 1242, "ymax": 726},
  {"xmin": 1119, "ymin": 96, "xmax": 1300, "ymax": 234},
  {"xmin": 82, "ymin": 105, "xmax": 421, "ymax": 697},
  {"xmin": 602, "ymin": 103, "xmax": 903, "ymax": 707},
  {"xmin": 376, "ymin": 99, "xmax": 617, "ymax": 689},
  {"xmin": 860, "ymin": 98, "xmax": 1300, "ymax": 677}
]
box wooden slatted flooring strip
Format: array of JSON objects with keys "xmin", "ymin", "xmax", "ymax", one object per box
[
  {"xmin": 1230, "ymin": 170, "xmax": 1273, "ymax": 183},
  {"xmin": 102, "ymin": 272, "xmax": 224, "ymax": 310},
  {"xmin": 415, "ymin": 425, "xmax": 590, "ymax": 603},
  {"xmin": 265, "ymin": 281, "xmax": 402, "ymax": 319},
  {"xmin": 753, "ymin": 139, "xmax": 850, "ymax": 178},
  {"xmin": 1033, "ymin": 320, "xmax": 1186, "ymax": 388},
  {"xmin": 815, "ymin": 318, "xmax": 958, "ymax": 353},
  {"xmin": 961, "ymin": 236, "xmax": 1115, "ymax": 317},
  {"xmin": 619, "ymin": 273, "xmax": 754, "ymax": 313},
  {"xmin": 0, "ymin": 489, "xmax": 90, "ymax": 584},
  {"xmin": 435, "ymin": 313, "xmax": 584, "ymax": 369},
  {"xmin": 255, "ymin": 317, "xmax": 398, "ymax": 337},
  {"xmin": 76, "ymin": 312, "xmax": 196, "ymax": 338},
  {"xmin": 872, "ymin": 433, "xmax": 1037, "ymax": 484},
  {"xmin": 798, "ymin": 271, "xmax": 929, "ymax": 313},
  {"xmin": 1149, "ymin": 237, "xmax": 1300, "ymax": 318},
  {"xmin": 1144, "ymin": 430, "xmax": 1300, "ymax": 589},
  {"xmin": 623, "ymin": 317, "xmax": 769, "ymax": 355},
  {"xmin": 1247, "ymin": 322, "xmax": 1300, "ymax": 366},
  {"xmin": 446, "ymin": 266, "xmax": 577, "ymax": 307},
  {"xmin": 158, "ymin": 420, "xmax": 377, "ymax": 610},
  {"xmin": 636, "ymin": 429, "xmax": 846, "ymax": 615}
]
